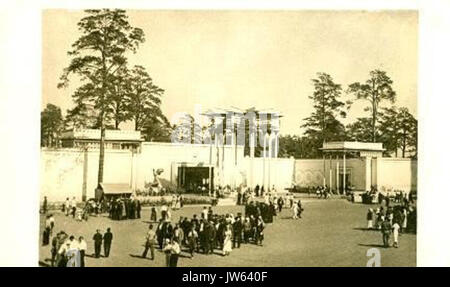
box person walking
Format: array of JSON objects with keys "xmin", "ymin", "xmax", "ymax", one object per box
[
  {"xmin": 187, "ymin": 226, "xmax": 198, "ymax": 258},
  {"xmin": 381, "ymin": 218, "xmax": 392, "ymax": 248},
  {"xmin": 277, "ymin": 197, "xmax": 284, "ymax": 213},
  {"xmin": 136, "ymin": 199, "xmax": 141, "ymax": 219},
  {"xmin": 142, "ymin": 224, "xmax": 157, "ymax": 260},
  {"xmin": 93, "ymin": 229, "xmax": 103, "ymax": 258},
  {"xmin": 297, "ymin": 200, "xmax": 303, "ymax": 218},
  {"xmin": 50, "ymin": 234, "xmax": 59, "ymax": 267},
  {"xmin": 42, "ymin": 196, "xmax": 48, "ymax": 214},
  {"xmin": 78, "ymin": 236, "xmax": 87, "ymax": 267},
  {"xmin": 243, "ymin": 217, "xmax": 252, "ymax": 243},
  {"xmin": 222, "ymin": 225, "xmax": 233, "ymax": 256},
  {"xmin": 66, "ymin": 236, "xmax": 80, "ymax": 267},
  {"xmin": 71, "ymin": 197, "xmax": 77, "ymax": 218},
  {"xmin": 103, "ymin": 228, "xmax": 113, "ymax": 257},
  {"xmin": 64, "ymin": 198, "xmax": 70, "ymax": 216},
  {"xmin": 402, "ymin": 207, "xmax": 408, "ymax": 232},
  {"xmin": 256, "ymin": 216, "xmax": 265, "ymax": 246},
  {"xmin": 292, "ymin": 201, "xmax": 298, "ymax": 219},
  {"xmin": 42, "ymin": 215, "xmax": 51, "ymax": 246},
  {"xmin": 163, "ymin": 239, "xmax": 172, "ymax": 267},
  {"xmin": 151, "ymin": 206, "xmax": 158, "ymax": 222},
  {"xmin": 392, "ymin": 222, "xmax": 400, "ymax": 248},
  {"xmin": 169, "ymin": 239, "xmax": 181, "ymax": 267},
  {"xmin": 367, "ymin": 208, "xmax": 374, "ymax": 230},
  {"xmin": 49, "ymin": 214, "xmax": 55, "ymax": 236},
  {"xmin": 233, "ymin": 216, "xmax": 243, "ymax": 249}
]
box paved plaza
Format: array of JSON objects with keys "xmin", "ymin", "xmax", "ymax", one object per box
[{"xmin": 39, "ymin": 199, "xmax": 416, "ymax": 267}]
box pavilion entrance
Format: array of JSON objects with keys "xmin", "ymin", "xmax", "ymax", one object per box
[
  {"xmin": 320, "ymin": 142, "xmax": 384, "ymax": 193},
  {"xmin": 178, "ymin": 166, "xmax": 214, "ymax": 194}
]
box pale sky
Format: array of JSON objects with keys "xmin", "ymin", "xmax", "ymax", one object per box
[{"xmin": 42, "ymin": 10, "xmax": 417, "ymax": 135}]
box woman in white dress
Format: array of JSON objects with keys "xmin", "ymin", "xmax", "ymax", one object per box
[
  {"xmin": 292, "ymin": 201, "xmax": 299, "ymax": 219},
  {"xmin": 402, "ymin": 208, "xmax": 408, "ymax": 231},
  {"xmin": 222, "ymin": 225, "xmax": 233, "ymax": 256},
  {"xmin": 175, "ymin": 195, "xmax": 181, "ymax": 210}
]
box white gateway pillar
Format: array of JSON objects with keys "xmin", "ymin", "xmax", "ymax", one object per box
[{"xmin": 365, "ymin": 156, "xmax": 372, "ymax": 191}]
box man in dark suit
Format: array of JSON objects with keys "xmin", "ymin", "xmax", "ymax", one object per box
[
  {"xmin": 136, "ymin": 199, "xmax": 141, "ymax": 219},
  {"xmin": 233, "ymin": 215, "xmax": 243, "ymax": 248},
  {"xmin": 103, "ymin": 228, "xmax": 113, "ymax": 257},
  {"xmin": 93, "ymin": 229, "xmax": 103, "ymax": 258},
  {"xmin": 42, "ymin": 196, "xmax": 48, "ymax": 214},
  {"xmin": 381, "ymin": 218, "xmax": 392, "ymax": 248}
]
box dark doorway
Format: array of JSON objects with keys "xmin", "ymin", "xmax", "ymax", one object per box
[{"xmin": 178, "ymin": 166, "xmax": 213, "ymax": 194}]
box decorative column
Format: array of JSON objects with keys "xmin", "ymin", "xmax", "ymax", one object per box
[
  {"xmin": 214, "ymin": 115, "xmax": 224, "ymax": 187},
  {"xmin": 208, "ymin": 118, "xmax": 213, "ymax": 193},
  {"xmin": 322, "ymin": 153, "xmax": 326, "ymax": 186},
  {"xmin": 268, "ymin": 133, "xmax": 273, "ymax": 189},
  {"xmin": 130, "ymin": 150, "xmax": 134, "ymax": 191},
  {"xmin": 365, "ymin": 156, "xmax": 372, "ymax": 192},
  {"xmin": 336, "ymin": 154, "xmax": 340, "ymax": 194},
  {"xmin": 329, "ymin": 154, "xmax": 332, "ymax": 191},
  {"xmin": 263, "ymin": 131, "xmax": 267, "ymax": 189},
  {"xmin": 274, "ymin": 132, "xmax": 279, "ymax": 158},
  {"xmin": 82, "ymin": 148, "xmax": 88, "ymax": 202},
  {"xmin": 249, "ymin": 125, "xmax": 255, "ymax": 188},
  {"xmin": 343, "ymin": 152, "xmax": 346, "ymax": 194}
]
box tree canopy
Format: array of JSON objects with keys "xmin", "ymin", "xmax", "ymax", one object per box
[
  {"xmin": 41, "ymin": 104, "xmax": 64, "ymax": 147},
  {"xmin": 347, "ymin": 70, "xmax": 396, "ymax": 142},
  {"xmin": 300, "ymin": 73, "xmax": 347, "ymax": 157}
]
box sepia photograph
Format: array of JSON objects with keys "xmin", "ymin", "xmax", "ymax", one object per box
[{"xmin": 38, "ymin": 9, "xmax": 417, "ymax": 267}]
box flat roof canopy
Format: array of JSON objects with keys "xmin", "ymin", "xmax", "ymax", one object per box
[
  {"xmin": 97, "ymin": 183, "xmax": 132, "ymax": 194},
  {"xmin": 320, "ymin": 141, "xmax": 385, "ymax": 152}
]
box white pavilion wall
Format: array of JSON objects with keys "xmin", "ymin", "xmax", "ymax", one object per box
[
  {"xmin": 293, "ymin": 158, "xmax": 366, "ymax": 190},
  {"xmin": 41, "ymin": 143, "xmax": 418, "ymax": 202},
  {"xmin": 375, "ymin": 158, "xmax": 417, "ymax": 193},
  {"xmin": 41, "ymin": 148, "xmax": 133, "ymax": 202},
  {"xmin": 241, "ymin": 157, "xmax": 295, "ymax": 190},
  {"xmin": 135, "ymin": 142, "xmax": 245, "ymax": 190},
  {"xmin": 40, "ymin": 143, "xmax": 246, "ymax": 201}
]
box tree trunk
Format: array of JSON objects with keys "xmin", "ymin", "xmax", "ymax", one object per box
[
  {"xmin": 98, "ymin": 121, "xmax": 105, "ymax": 185},
  {"xmin": 372, "ymin": 102, "xmax": 376, "ymax": 143},
  {"xmin": 402, "ymin": 137, "xmax": 406, "ymax": 158}
]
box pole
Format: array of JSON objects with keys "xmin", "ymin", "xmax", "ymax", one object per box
[{"xmin": 98, "ymin": 127, "xmax": 105, "ymax": 184}]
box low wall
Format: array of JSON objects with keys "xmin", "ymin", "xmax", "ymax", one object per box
[
  {"xmin": 41, "ymin": 148, "xmax": 133, "ymax": 202},
  {"xmin": 376, "ymin": 158, "xmax": 417, "ymax": 192},
  {"xmin": 40, "ymin": 143, "xmax": 418, "ymax": 202},
  {"xmin": 293, "ymin": 158, "xmax": 366, "ymax": 190}
]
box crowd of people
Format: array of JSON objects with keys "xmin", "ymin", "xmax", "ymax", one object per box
[
  {"xmin": 137, "ymin": 191, "xmax": 306, "ymax": 267},
  {"xmin": 365, "ymin": 192, "xmax": 417, "ymax": 248},
  {"xmin": 108, "ymin": 197, "xmax": 142, "ymax": 220},
  {"xmin": 45, "ymin": 227, "xmax": 114, "ymax": 267},
  {"xmin": 147, "ymin": 206, "xmax": 267, "ymax": 263}
]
